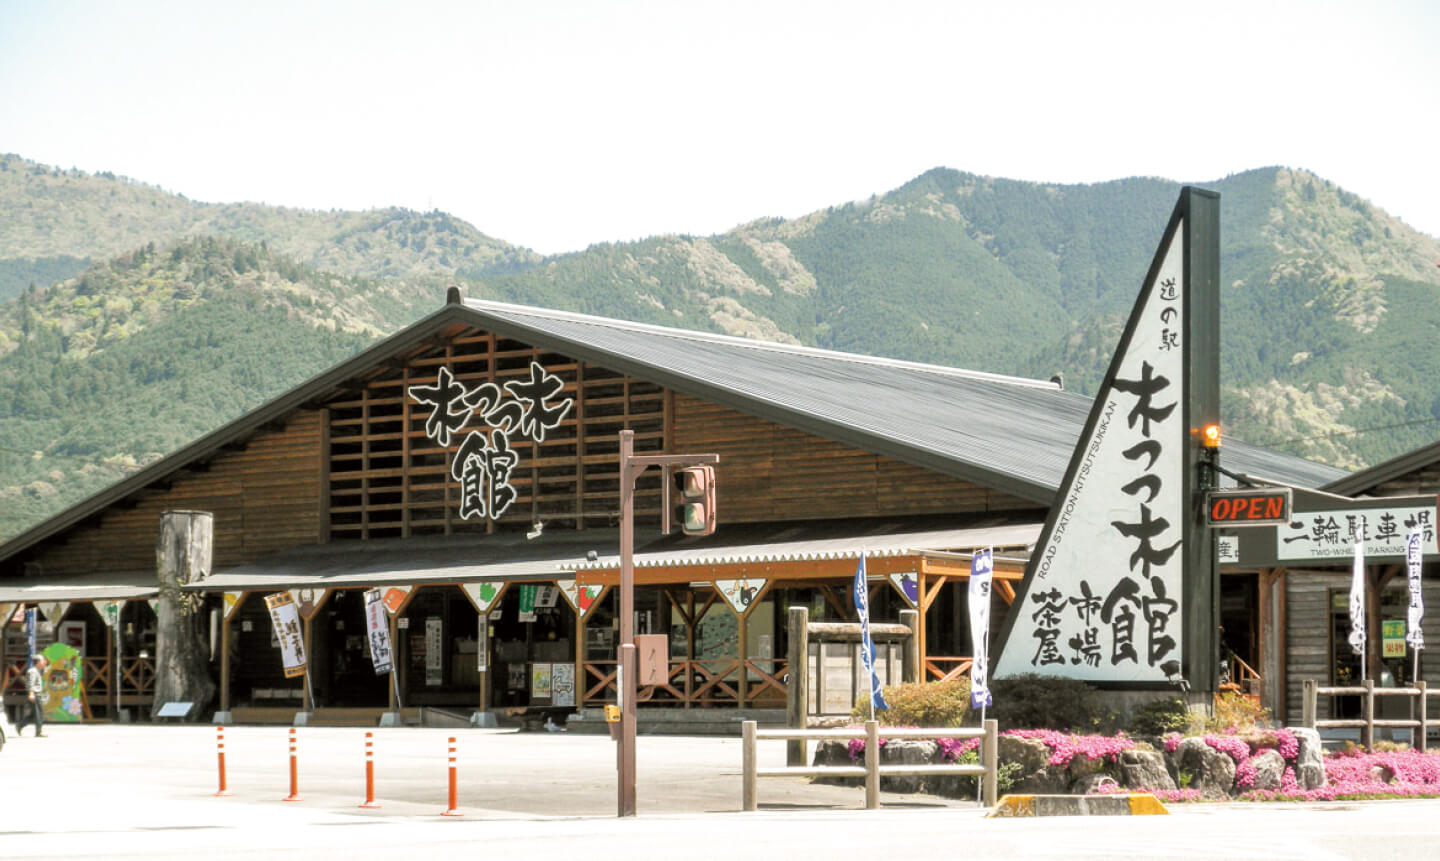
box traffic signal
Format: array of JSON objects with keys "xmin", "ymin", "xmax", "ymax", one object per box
[{"xmin": 674, "ymin": 465, "xmax": 716, "ymax": 536}]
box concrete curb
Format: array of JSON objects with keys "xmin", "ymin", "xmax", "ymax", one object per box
[{"xmin": 990, "ymin": 793, "xmax": 1169, "ymax": 817}]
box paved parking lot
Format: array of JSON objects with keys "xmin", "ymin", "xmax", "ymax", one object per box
[{"xmin": 3, "ymin": 723, "xmax": 1439, "ymax": 860}]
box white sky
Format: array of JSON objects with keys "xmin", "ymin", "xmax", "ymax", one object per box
[{"xmin": 2, "ymin": 1, "xmax": 1436, "ymax": 255}]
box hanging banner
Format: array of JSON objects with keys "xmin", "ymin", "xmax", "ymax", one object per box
[
  {"xmin": 517, "ymin": 584, "xmax": 538, "ymax": 622},
  {"xmin": 425, "ymin": 617, "xmax": 443, "ymax": 686},
  {"xmin": 1407, "ymin": 527, "xmax": 1425, "ymax": 650},
  {"xmin": 264, "ymin": 592, "xmax": 308, "ymax": 679},
  {"xmin": 26, "ymin": 607, "xmax": 37, "ymax": 663},
  {"xmin": 994, "ymin": 191, "xmax": 1211, "ymax": 685},
  {"xmin": 889, "ymin": 572, "xmax": 919, "ymax": 607},
  {"xmin": 1348, "ymin": 541, "xmax": 1367, "ymax": 658},
  {"xmin": 853, "ymin": 558, "xmax": 888, "ymax": 712},
  {"xmin": 363, "ymin": 588, "xmax": 394, "ymax": 675},
  {"xmin": 556, "ymin": 579, "xmax": 604, "ymax": 616},
  {"xmin": 968, "ymin": 548, "xmax": 994, "ymax": 709},
  {"xmin": 382, "ymin": 585, "xmax": 412, "ymax": 615},
  {"xmin": 716, "ymin": 578, "xmax": 765, "ymax": 614},
  {"xmin": 461, "ymin": 582, "xmax": 505, "ymax": 614}
]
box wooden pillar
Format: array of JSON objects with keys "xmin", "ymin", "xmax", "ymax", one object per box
[
  {"xmin": 302, "ymin": 614, "xmax": 314, "ymax": 711},
  {"xmin": 899, "ymin": 608, "xmax": 920, "ymax": 684},
  {"xmin": 574, "ymin": 594, "xmax": 586, "ymax": 710},
  {"xmin": 786, "ymin": 606, "xmax": 809, "ymax": 766},
  {"xmin": 388, "ymin": 614, "xmax": 400, "ymax": 711},
  {"xmin": 737, "ymin": 610, "xmax": 748, "ymax": 707},
  {"xmin": 685, "ymin": 592, "xmax": 696, "ymax": 708},
  {"xmin": 218, "ymin": 595, "xmax": 237, "ymax": 715},
  {"xmin": 154, "ymin": 510, "xmax": 217, "ymax": 719}
]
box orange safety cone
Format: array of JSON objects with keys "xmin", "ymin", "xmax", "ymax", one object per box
[
  {"xmin": 441, "ymin": 736, "xmax": 462, "ymax": 816},
  {"xmin": 214, "ymin": 725, "xmax": 231, "ymax": 797},
  {"xmin": 359, "ymin": 731, "xmax": 381, "ymax": 808},
  {"xmin": 283, "ymin": 727, "xmax": 303, "ymax": 802}
]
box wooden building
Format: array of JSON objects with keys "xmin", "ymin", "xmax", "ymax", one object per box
[{"xmin": 1, "ymin": 292, "xmax": 1347, "ymax": 724}]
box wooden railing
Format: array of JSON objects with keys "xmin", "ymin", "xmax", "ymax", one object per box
[
  {"xmin": 924, "ymin": 656, "xmax": 973, "ymax": 683},
  {"xmin": 741, "ymin": 719, "xmax": 999, "ymax": 811},
  {"xmin": 1222, "ymin": 654, "xmax": 1262, "ymax": 696},
  {"xmin": 1303, "ymin": 678, "xmax": 1437, "ymax": 752},
  {"xmin": 582, "ymin": 658, "xmax": 789, "ymax": 708}
]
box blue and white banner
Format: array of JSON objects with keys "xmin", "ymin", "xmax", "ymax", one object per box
[
  {"xmin": 25, "ymin": 607, "xmax": 36, "ymax": 666},
  {"xmin": 1349, "ymin": 540, "xmax": 1367, "ymax": 657},
  {"xmin": 853, "ymin": 557, "xmax": 888, "ymax": 713},
  {"xmin": 1407, "ymin": 528, "xmax": 1425, "ymax": 650},
  {"xmin": 968, "ymin": 549, "xmax": 994, "ymax": 709}
]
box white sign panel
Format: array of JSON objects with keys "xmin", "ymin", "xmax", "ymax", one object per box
[
  {"xmin": 264, "ymin": 592, "xmax": 307, "ymax": 679},
  {"xmin": 1277, "ymin": 506, "xmax": 1436, "ymax": 560},
  {"xmin": 362, "ymin": 588, "xmax": 393, "ymax": 675},
  {"xmin": 425, "ymin": 617, "xmax": 443, "ymax": 686},
  {"xmin": 716, "ymin": 579, "xmax": 765, "ymax": 614},
  {"xmin": 995, "ymin": 213, "xmax": 1186, "ymax": 683},
  {"xmin": 1407, "ymin": 528, "xmax": 1425, "ymax": 650}
]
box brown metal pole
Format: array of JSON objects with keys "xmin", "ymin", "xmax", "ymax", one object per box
[{"xmin": 618, "ymin": 429, "xmax": 638, "ymax": 818}]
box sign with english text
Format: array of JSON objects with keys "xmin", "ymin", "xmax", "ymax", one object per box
[
  {"xmin": 1277, "ymin": 506, "xmax": 1437, "ymax": 560},
  {"xmin": 994, "ymin": 190, "xmax": 1213, "ymax": 685}
]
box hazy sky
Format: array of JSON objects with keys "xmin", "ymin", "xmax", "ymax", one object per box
[{"xmin": 2, "ymin": 1, "xmax": 1436, "ymax": 255}]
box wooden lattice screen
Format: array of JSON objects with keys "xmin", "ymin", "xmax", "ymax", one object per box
[{"xmin": 325, "ymin": 327, "xmax": 666, "ymax": 540}]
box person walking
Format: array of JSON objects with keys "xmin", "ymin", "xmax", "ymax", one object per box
[{"xmin": 17, "ymin": 655, "xmax": 48, "ymax": 737}]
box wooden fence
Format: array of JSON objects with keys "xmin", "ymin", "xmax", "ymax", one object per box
[
  {"xmin": 1302, "ymin": 678, "xmax": 1437, "ymax": 751},
  {"xmin": 740, "ymin": 719, "xmax": 999, "ymax": 811}
]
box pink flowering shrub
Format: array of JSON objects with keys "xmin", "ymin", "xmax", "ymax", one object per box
[
  {"xmin": 1239, "ymin": 749, "xmax": 1440, "ymax": 802},
  {"xmin": 1004, "ymin": 729, "xmax": 1135, "ymax": 766}
]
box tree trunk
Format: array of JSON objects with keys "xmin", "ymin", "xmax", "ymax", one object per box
[{"xmin": 152, "ymin": 510, "xmax": 216, "ymax": 719}]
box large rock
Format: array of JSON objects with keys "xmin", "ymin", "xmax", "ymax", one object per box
[
  {"xmin": 999, "ymin": 735, "xmax": 1052, "ymax": 775},
  {"xmin": 1178, "ymin": 737, "xmax": 1236, "ymax": 799},
  {"xmin": 1290, "ymin": 727, "xmax": 1326, "ymax": 790},
  {"xmin": 811, "ymin": 739, "xmax": 859, "ymax": 786},
  {"xmin": 1249, "ymin": 750, "xmax": 1285, "ymax": 791},
  {"xmin": 1011, "ymin": 763, "xmax": 1070, "ymax": 795},
  {"xmin": 1119, "ymin": 749, "xmax": 1176, "ymax": 791},
  {"xmin": 880, "ymin": 739, "xmax": 937, "ymax": 794},
  {"xmin": 1067, "ymin": 753, "xmax": 1106, "ymax": 782}
]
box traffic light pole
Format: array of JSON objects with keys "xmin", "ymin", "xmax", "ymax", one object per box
[{"xmin": 616, "ymin": 429, "xmax": 718, "ymax": 817}]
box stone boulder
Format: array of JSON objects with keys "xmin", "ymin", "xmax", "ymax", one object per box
[
  {"xmin": 879, "ymin": 739, "xmax": 937, "ymax": 794},
  {"xmin": 1066, "ymin": 753, "xmax": 1107, "ymax": 782},
  {"xmin": 1119, "ymin": 749, "xmax": 1176, "ymax": 791},
  {"xmin": 1010, "ymin": 763, "xmax": 1071, "ymax": 795},
  {"xmin": 1249, "ymin": 749, "xmax": 1285, "ymax": 791},
  {"xmin": 1073, "ymin": 772, "xmax": 1120, "ymax": 795},
  {"xmin": 1177, "ymin": 737, "xmax": 1236, "ymax": 799},
  {"xmin": 811, "ymin": 739, "xmax": 858, "ymax": 786},
  {"xmin": 998, "ymin": 734, "xmax": 1052, "ymax": 775},
  {"xmin": 1290, "ymin": 727, "xmax": 1326, "ymax": 790}
]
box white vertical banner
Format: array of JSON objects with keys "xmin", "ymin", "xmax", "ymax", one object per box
[
  {"xmin": 968, "ymin": 548, "xmax": 994, "ymax": 708},
  {"xmin": 1406, "ymin": 528, "xmax": 1425, "ymax": 650},
  {"xmin": 264, "ymin": 592, "xmax": 307, "ymax": 679},
  {"xmin": 1348, "ymin": 541, "xmax": 1367, "ymax": 662},
  {"xmin": 363, "ymin": 588, "xmax": 393, "ymax": 675}
]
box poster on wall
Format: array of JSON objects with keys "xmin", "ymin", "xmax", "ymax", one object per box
[
  {"xmin": 518, "ymin": 585, "xmax": 538, "ymax": 623},
  {"xmin": 362, "ymin": 588, "xmax": 393, "ymax": 675},
  {"xmin": 531, "ymin": 662, "xmax": 553, "ymax": 699},
  {"xmin": 425, "ymin": 617, "xmax": 444, "ymax": 686},
  {"xmin": 263, "ymin": 592, "xmax": 308, "ymax": 678},
  {"xmin": 39, "ymin": 641, "xmax": 86, "ymax": 722},
  {"xmin": 552, "ymin": 663, "xmax": 575, "ymax": 707},
  {"xmin": 59, "ymin": 621, "xmax": 86, "ymax": 655}
]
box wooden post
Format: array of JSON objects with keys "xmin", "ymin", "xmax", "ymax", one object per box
[
  {"xmin": 219, "ymin": 600, "xmax": 232, "ymax": 715},
  {"xmin": 741, "ymin": 720, "xmax": 758, "ymax": 812},
  {"xmin": 302, "ymin": 614, "xmax": 315, "ymax": 712},
  {"xmin": 863, "ymin": 720, "xmax": 880, "ymax": 810},
  {"xmin": 153, "ymin": 510, "xmax": 217, "ymax": 719},
  {"xmin": 1302, "ymin": 679, "xmax": 1317, "ymax": 729},
  {"xmin": 388, "ymin": 615, "xmax": 399, "ymax": 712},
  {"xmin": 1418, "ymin": 680, "xmax": 1428, "ymax": 754},
  {"xmin": 1363, "ymin": 678, "xmax": 1375, "ymax": 750},
  {"xmin": 737, "ymin": 611, "xmax": 748, "ymax": 708},
  {"xmin": 899, "ymin": 609, "xmax": 919, "ymax": 684},
  {"xmin": 982, "ymin": 718, "xmax": 999, "ymax": 809},
  {"xmin": 786, "ymin": 606, "xmax": 809, "ymax": 767}
]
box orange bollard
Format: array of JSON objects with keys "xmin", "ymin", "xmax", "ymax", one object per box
[
  {"xmin": 214, "ymin": 725, "xmax": 231, "ymax": 797},
  {"xmin": 358, "ymin": 731, "xmax": 380, "ymax": 808},
  {"xmin": 283, "ymin": 727, "xmax": 303, "ymax": 802},
  {"xmin": 441, "ymin": 736, "xmax": 462, "ymax": 816}
]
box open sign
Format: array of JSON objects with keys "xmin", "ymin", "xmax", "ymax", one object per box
[{"xmin": 1207, "ymin": 489, "xmax": 1291, "ymax": 527}]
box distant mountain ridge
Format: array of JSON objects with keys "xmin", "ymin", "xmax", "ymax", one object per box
[{"xmin": 3, "ymin": 153, "xmax": 1439, "ymax": 542}]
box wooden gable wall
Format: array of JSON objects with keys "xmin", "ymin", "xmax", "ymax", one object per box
[{"xmin": 11, "ymin": 411, "xmax": 325, "ymax": 578}]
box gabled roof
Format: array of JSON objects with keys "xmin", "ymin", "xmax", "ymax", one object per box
[
  {"xmin": 1322, "ymin": 438, "xmax": 1440, "ymax": 497},
  {"xmin": 0, "ymin": 295, "xmax": 1349, "ymax": 569}
]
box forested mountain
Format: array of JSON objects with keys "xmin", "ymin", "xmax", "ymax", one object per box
[{"xmin": 3, "ymin": 154, "xmax": 1439, "ymax": 542}]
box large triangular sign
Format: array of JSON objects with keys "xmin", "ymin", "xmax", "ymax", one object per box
[{"xmin": 993, "ymin": 188, "xmax": 1219, "ymax": 689}]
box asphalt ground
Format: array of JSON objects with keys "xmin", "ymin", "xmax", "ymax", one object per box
[{"xmin": 3, "ymin": 724, "xmax": 1439, "ymax": 860}]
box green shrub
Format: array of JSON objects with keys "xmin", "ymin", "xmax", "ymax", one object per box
[
  {"xmin": 851, "ymin": 679, "xmax": 971, "ymax": 727},
  {"xmin": 1128, "ymin": 697, "xmax": 1192, "ymax": 736},
  {"xmin": 990, "ymin": 673, "xmax": 1116, "ymax": 732}
]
